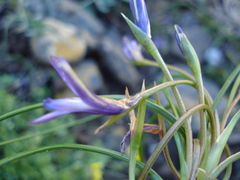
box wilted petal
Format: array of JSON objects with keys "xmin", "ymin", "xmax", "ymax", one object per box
[
  {"xmin": 143, "ymin": 124, "xmax": 161, "ymax": 134},
  {"xmin": 120, "ymin": 130, "xmax": 131, "ymax": 153},
  {"xmin": 129, "ymin": 0, "xmax": 151, "ymax": 38}
]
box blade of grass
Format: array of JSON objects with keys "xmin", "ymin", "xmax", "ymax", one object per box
[
  {"xmin": 129, "ymin": 83, "xmax": 146, "ymax": 180},
  {"xmin": 0, "ymin": 115, "xmax": 102, "ymax": 146},
  {"xmin": 225, "ymin": 73, "xmax": 240, "ymax": 109},
  {"xmin": 210, "ymin": 151, "xmax": 240, "ymax": 179},
  {"xmin": 154, "ymin": 82, "xmax": 181, "ymax": 179},
  {"xmin": 139, "ymin": 104, "xmax": 213, "ymax": 180},
  {"xmin": 212, "ymin": 64, "xmax": 240, "ymax": 111},
  {"xmin": 0, "ymin": 144, "xmax": 162, "ymax": 180},
  {"xmin": 0, "ymin": 103, "xmax": 43, "ymax": 122},
  {"xmin": 198, "ymin": 110, "xmax": 240, "ymax": 179}
]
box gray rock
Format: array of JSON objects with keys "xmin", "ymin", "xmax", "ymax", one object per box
[
  {"xmin": 30, "ymin": 18, "xmax": 87, "ymax": 64},
  {"xmin": 26, "ymin": 0, "xmax": 105, "ymax": 48},
  {"xmin": 97, "ymin": 30, "xmax": 141, "ymax": 90},
  {"xmin": 74, "ymin": 59, "xmax": 104, "ymax": 93}
]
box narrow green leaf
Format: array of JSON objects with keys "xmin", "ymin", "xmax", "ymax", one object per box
[
  {"xmin": 210, "ymin": 151, "xmax": 240, "ymax": 179},
  {"xmin": 0, "ymin": 115, "xmax": 102, "ymax": 146},
  {"xmin": 0, "ymin": 144, "xmax": 161, "ymax": 180},
  {"xmin": 0, "ymin": 103, "xmax": 43, "ymax": 122},
  {"xmin": 226, "ymin": 73, "xmax": 240, "ymax": 109},
  {"xmin": 139, "ymin": 104, "xmax": 213, "ymax": 180},
  {"xmin": 212, "ymin": 64, "xmax": 240, "ymax": 111},
  {"xmin": 199, "ymin": 110, "xmax": 240, "ymax": 177},
  {"xmin": 190, "ymin": 139, "xmax": 201, "ymax": 180},
  {"xmin": 129, "ymin": 99, "xmax": 146, "ymax": 179}
]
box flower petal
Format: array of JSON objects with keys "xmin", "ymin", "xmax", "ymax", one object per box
[
  {"xmin": 43, "ymin": 97, "xmax": 126, "ymax": 115},
  {"xmin": 49, "ymin": 56, "xmax": 106, "ymax": 108},
  {"xmin": 49, "ymin": 56, "xmax": 130, "ymax": 114},
  {"xmin": 129, "ymin": 0, "xmax": 151, "ymax": 38},
  {"xmin": 174, "ymin": 24, "xmax": 185, "ymax": 55},
  {"xmin": 27, "ymin": 110, "xmax": 73, "ymax": 124}
]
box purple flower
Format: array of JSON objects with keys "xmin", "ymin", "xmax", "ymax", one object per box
[
  {"xmin": 129, "ymin": 0, "xmax": 151, "ymax": 38},
  {"xmin": 174, "ymin": 24, "xmax": 185, "ymax": 55},
  {"xmin": 122, "ymin": 36, "xmax": 144, "ymax": 61},
  {"xmin": 28, "ymin": 56, "xmax": 135, "ymax": 125}
]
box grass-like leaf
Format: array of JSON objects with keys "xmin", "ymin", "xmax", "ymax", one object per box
[
  {"xmin": 0, "ymin": 103, "xmax": 43, "ymax": 122},
  {"xmin": 0, "ymin": 144, "xmax": 161, "ymax": 179}
]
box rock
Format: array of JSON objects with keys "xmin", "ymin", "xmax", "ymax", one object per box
[
  {"xmin": 97, "ymin": 29, "xmax": 141, "ymax": 91},
  {"xmin": 30, "ymin": 18, "xmax": 87, "ymax": 64},
  {"xmin": 74, "ymin": 59, "xmax": 104, "ymax": 93},
  {"xmin": 54, "ymin": 59, "xmax": 104, "ymax": 99},
  {"xmin": 26, "ymin": 0, "xmax": 105, "ymax": 49}
]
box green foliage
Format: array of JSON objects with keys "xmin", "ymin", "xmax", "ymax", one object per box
[{"xmin": 0, "ymin": 89, "xmax": 110, "ymax": 179}]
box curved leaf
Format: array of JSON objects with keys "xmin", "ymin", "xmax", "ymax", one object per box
[{"xmin": 0, "ymin": 144, "xmax": 161, "ymax": 180}]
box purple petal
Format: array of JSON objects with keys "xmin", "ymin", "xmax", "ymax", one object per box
[
  {"xmin": 49, "ymin": 56, "xmax": 130, "ymax": 114},
  {"xmin": 43, "ymin": 97, "xmax": 93, "ymax": 111},
  {"xmin": 49, "ymin": 56, "xmax": 104, "ymax": 107},
  {"xmin": 174, "ymin": 24, "xmax": 184, "ymax": 55},
  {"xmin": 43, "ymin": 97, "xmax": 126, "ymax": 115},
  {"xmin": 27, "ymin": 110, "xmax": 73, "ymax": 124},
  {"xmin": 129, "ymin": 0, "xmax": 151, "ymax": 38}
]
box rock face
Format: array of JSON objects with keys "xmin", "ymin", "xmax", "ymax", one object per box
[
  {"xmin": 97, "ymin": 30, "xmax": 141, "ymax": 91},
  {"xmin": 27, "ymin": 0, "xmax": 105, "ymax": 49},
  {"xmin": 30, "ymin": 18, "xmax": 87, "ymax": 64}
]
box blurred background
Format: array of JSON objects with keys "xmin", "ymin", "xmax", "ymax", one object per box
[{"xmin": 0, "ymin": 0, "xmax": 239, "ymax": 179}]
